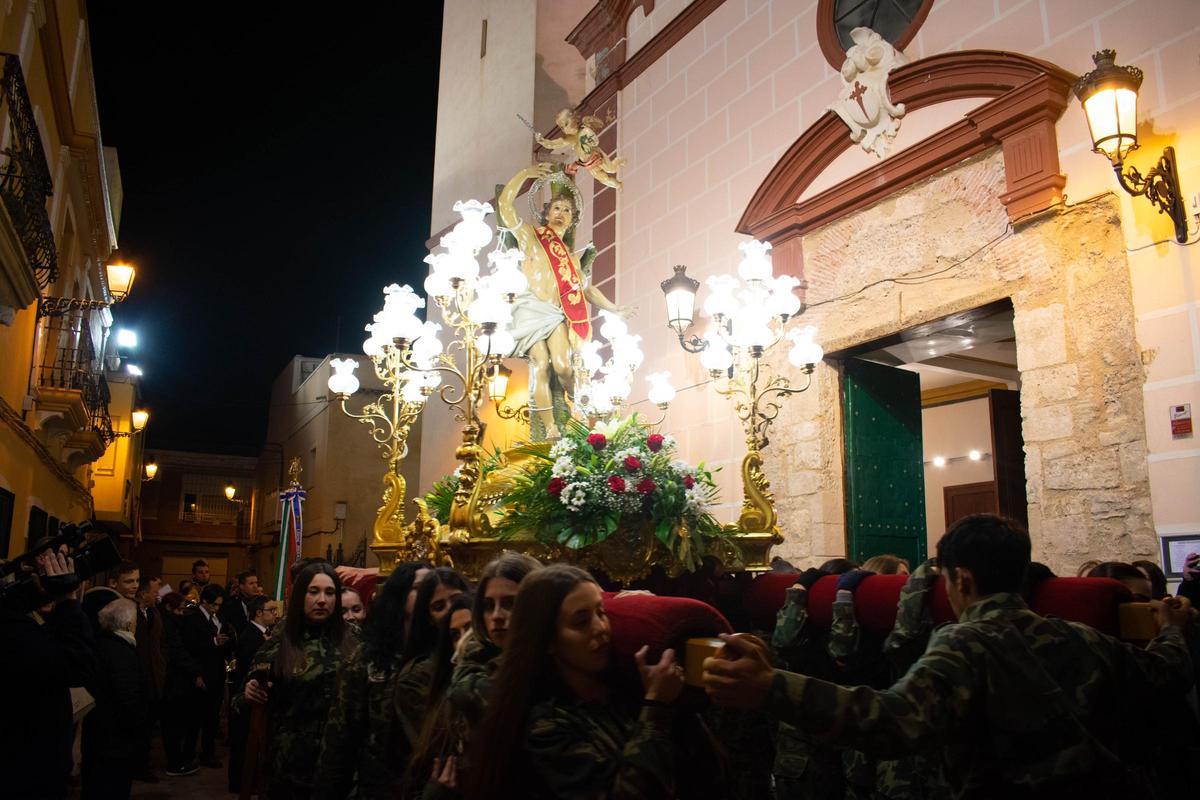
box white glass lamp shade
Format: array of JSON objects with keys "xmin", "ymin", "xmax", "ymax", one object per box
[
  {"xmin": 766, "ymin": 275, "xmax": 802, "ymax": 320},
  {"xmin": 702, "ymin": 275, "xmax": 740, "ymax": 320},
  {"xmin": 130, "ymin": 409, "xmax": 150, "ymax": 432},
  {"xmin": 646, "ymin": 372, "xmax": 676, "ymax": 407},
  {"xmin": 452, "ymin": 200, "xmax": 495, "ymax": 251},
  {"xmin": 476, "ymin": 328, "xmax": 516, "ymax": 357},
  {"xmin": 786, "ymin": 326, "xmax": 824, "ymax": 368},
  {"xmin": 410, "ymin": 322, "xmax": 444, "ymax": 368},
  {"xmin": 604, "ymin": 373, "xmax": 632, "ymax": 403},
  {"xmin": 401, "ymin": 379, "xmax": 427, "ymax": 405},
  {"xmin": 699, "ymin": 340, "xmax": 733, "ymax": 373},
  {"xmin": 143, "ymin": 460, "xmax": 158, "ymax": 481},
  {"xmin": 225, "ymin": 483, "xmax": 237, "ymax": 502},
  {"xmin": 467, "ymin": 284, "xmax": 513, "ymax": 327},
  {"xmin": 328, "ymin": 358, "xmax": 361, "ymax": 396},
  {"xmin": 1074, "ymin": 50, "xmax": 1142, "ymax": 163},
  {"xmin": 598, "ymin": 310, "xmax": 628, "ymax": 340},
  {"xmin": 488, "ymin": 248, "xmax": 528, "ymax": 298},
  {"xmin": 610, "ymin": 334, "xmax": 644, "ymax": 371},
  {"xmin": 736, "ymin": 239, "xmax": 773, "ymax": 284},
  {"xmin": 591, "ymin": 391, "xmax": 615, "ymax": 415},
  {"xmin": 363, "ymin": 324, "xmax": 385, "ymax": 358},
  {"xmin": 440, "ymin": 247, "xmax": 481, "ymax": 283},
  {"xmin": 580, "ymin": 340, "xmax": 604, "ymax": 375},
  {"xmin": 424, "ymin": 270, "xmax": 454, "ymax": 301},
  {"xmin": 730, "ymin": 308, "xmax": 774, "ymax": 350}
]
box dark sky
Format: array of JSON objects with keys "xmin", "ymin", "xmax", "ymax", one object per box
[{"xmin": 87, "ymin": 4, "xmax": 444, "ymax": 455}]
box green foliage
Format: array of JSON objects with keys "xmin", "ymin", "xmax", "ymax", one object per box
[{"xmin": 491, "ymin": 414, "xmax": 739, "ymax": 573}]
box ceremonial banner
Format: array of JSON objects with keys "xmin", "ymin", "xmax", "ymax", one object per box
[
  {"xmin": 535, "ymin": 226, "xmax": 590, "ymax": 340},
  {"xmin": 273, "ymin": 484, "xmax": 306, "ymax": 601}
]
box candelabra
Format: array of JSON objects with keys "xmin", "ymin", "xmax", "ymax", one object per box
[
  {"xmin": 328, "ymin": 200, "xmax": 530, "ymax": 567},
  {"xmin": 660, "ymin": 241, "xmax": 823, "ymax": 537}
]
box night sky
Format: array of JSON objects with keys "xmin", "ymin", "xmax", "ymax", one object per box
[{"xmin": 87, "ymin": 4, "xmax": 444, "ymax": 455}]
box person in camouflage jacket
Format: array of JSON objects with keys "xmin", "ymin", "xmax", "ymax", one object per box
[
  {"xmin": 314, "ymin": 562, "xmax": 429, "ymax": 800},
  {"xmin": 706, "ymin": 515, "xmax": 1196, "ymax": 800},
  {"xmin": 242, "ymin": 563, "xmax": 354, "ymax": 799}
]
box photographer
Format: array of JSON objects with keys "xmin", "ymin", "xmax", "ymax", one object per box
[{"xmin": 0, "ymin": 548, "xmax": 96, "ymax": 799}]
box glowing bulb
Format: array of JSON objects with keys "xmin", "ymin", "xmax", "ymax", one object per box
[
  {"xmin": 968, "ymin": 450, "xmax": 982, "ymax": 461},
  {"xmin": 932, "ymin": 456, "xmax": 946, "ymax": 468}
]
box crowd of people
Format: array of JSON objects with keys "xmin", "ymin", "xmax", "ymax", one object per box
[{"xmin": 1, "ymin": 514, "xmax": 1198, "ymax": 799}]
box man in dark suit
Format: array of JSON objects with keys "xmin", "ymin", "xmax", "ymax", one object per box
[
  {"xmin": 161, "ymin": 598, "xmax": 203, "ymax": 777},
  {"xmin": 228, "ymin": 596, "xmax": 277, "ymax": 792},
  {"xmin": 179, "ymin": 584, "xmax": 232, "ymax": 769},
  {"xmin": 133, "ymin": 574, "xmax": 166, "ymax": 782},
  {"xmin": 219, "ymin": 569, "xmax": 262, "ymax": 636}
]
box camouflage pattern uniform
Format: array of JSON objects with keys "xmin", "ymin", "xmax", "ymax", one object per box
[
  {"xmin": 523, "ymin": 697, "xmax": 676, "ymax": 799},
  {"xmin": 770, "ymin": 586, "xmax": 844, "ymax": 800},
  {"xmin": 249, "ymin": 629, "xmax": 344, "ymax": 795},
  {"xmin": 444, "ymin": 634, "xmax": 498, "ymax": 729},
  {"xmin": 766, "ymin": 592, "xmax": 1194, "ymax": 799},
  {"xmin": 314, "ymin": 645, "xmax": 410, "ymax": 799}
]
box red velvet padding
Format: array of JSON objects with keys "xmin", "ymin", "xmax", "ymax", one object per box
[
  {"xmin": 741, "ymin": 571, "xmax": 803, "ymax": 630},
  {"xmin": 1027, "ymin": 576, "xmax": 1131, "ymax": 636},
  {"xmin": 745, "ymin": 573, "xmax": 1134, "ymax": 638},
  {"xmin": 605, "ymin": 593, "xmax": 732, "ymax": 680},
  {"xmin": 340, "ymin": 571, "xmax": 379, "ymax": 605}
]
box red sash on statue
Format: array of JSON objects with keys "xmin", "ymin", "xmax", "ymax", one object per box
[{"xmin": 535, "ymin": 226, "xmax": 591, "ymax": 340}]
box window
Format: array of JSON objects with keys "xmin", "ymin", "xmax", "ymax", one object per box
[
  {"xmin": 179, "ymin": 474, "xmax": 237, "ymax": 525},
  {"xmin": 817, "ymin": 0, "xmax": 933, "ymax": 69},
  {"xmin": 27, "ymin": 505, "xmax": 47, "ymax": 544},
  {"xmin": 0, "ymin": 488, "xmax": 13, "ymax": 557}
]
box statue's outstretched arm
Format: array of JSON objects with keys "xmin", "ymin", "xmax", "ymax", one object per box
[{"xmin": 498, "ymin": 163, "xmax": 554, "ymax": 231}]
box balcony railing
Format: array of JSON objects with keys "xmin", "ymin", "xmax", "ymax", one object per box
[
  {"xmin": 0, "ymin": 53, "xmax": 56, "ymax": 289},
  {"xmin": 39, "ymin": 343, "xmax": 114, "ymax": 445}
]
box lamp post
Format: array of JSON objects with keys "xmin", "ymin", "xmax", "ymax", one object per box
[
  {"xmin": 1074, "ymin": 49, "xmax": 1188, "ymax": 243},
  {"xmin": 661, "ymin": 241, "xmax": 822, "ymax": 537},
  {"xmin": 38, "ymin": 250, "xmax": 137, "ymax": 316}
]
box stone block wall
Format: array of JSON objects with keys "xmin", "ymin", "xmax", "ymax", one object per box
[{"xmin": 763, "ymin": 150, "xmax": 1154, "ymax": 574}]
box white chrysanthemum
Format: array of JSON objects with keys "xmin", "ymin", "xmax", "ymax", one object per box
[
  {"xmin": 614, "ymin": 447, "xmax": 642, "ymax": 464},
  {"xmin": 662, "ymin": 434, "xmax": 677, "ymax": 450},
  {"xmin": 561, "ymin": 482, "xmax": 588, "ymax": 511},
  {"xmin": 670, "ymin": 459, "xmax": 691, "ymax": 474},
  {"xmin": 550, "ymin": 438, "xmax": 577, "ymax": 458},
  {"xmin": 684, "ymin": 485, "xmax": 708, "ymax": 512},
  {"xmin": 551, "ymin": 456, "xmax": 575, "ymax": 478}
]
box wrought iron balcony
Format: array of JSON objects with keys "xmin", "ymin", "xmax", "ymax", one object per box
[{"xmin": 0, "ymin": 53, "xmax": 56, "ymax": 289}]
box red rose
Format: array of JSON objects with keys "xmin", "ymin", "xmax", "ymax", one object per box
[
  {"xmin": 636, "ymin": 477, "xmax": 656, "ymax": 494},
  {"xmin": 587, "ymin": 433, "xmax": 607, "ymax": 451},
  {"xmin": 683, "ymin": 475, "xmax": 696, "ymax": 489},
  {"xmin": 547, "ymin": 477, "xmax": 566, "ymax": 496},
  {"xmin": 646, "ymin": 434, "xmax": 665, "ymax": 452},
  {"xmin": 623, "ymin": 455, "xmax": 642, "ymax": 472},
  {"xmin": 607, "ymin": 475, "xmax": 626, "ymax": 493}
]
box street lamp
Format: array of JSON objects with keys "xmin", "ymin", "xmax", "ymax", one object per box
[
  {"xmin": 1074, "ymin": 49, "xmax": 1188, "ymax": 243},
  {"xmin": 143, "ymin": 459, "xmax": 158, "ymax": 481},
  {"xmin": 112, "ymin": 408, "xmax": 149, "ymax": 439},
  {"xmin": 225, "ymin": 483, "xmax": 238, "ymax": 502},
  {"xmin": 39, "ymin": 249, "xmax": 138, "ymax": 315},
  {"xmin": 660, "ymin": 240, "xmax": 822, "ymax": 537}
]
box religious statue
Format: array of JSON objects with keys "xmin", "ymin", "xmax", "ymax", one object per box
[
  {"xmin": 536, "ymin": 108, "xmax": 626, "ymax": 190},
  {"xmin": 497, "ymin": 162, "xmax": 633, "ymax": 439},
  {"xmin": 827, "ymin": 27, "xmax": 908, "ymax": 158}
]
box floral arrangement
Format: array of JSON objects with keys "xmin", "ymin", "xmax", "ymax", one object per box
[
  {"xmin": 425, "ymin": 447, "xmax": 505, "ymax": 525},
  {"xmin": 493, "ymin": 416, "xmax": 737, "ymax": 572}
]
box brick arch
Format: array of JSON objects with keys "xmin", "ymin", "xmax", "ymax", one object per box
[{"xmin": 736, "ymin": 50, "xmax": 1077, "ymax": 246}]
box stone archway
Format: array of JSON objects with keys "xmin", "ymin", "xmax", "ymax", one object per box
[{"xmin": 740, "ymin": 52, "xmax": 1154, "ymax": 574}]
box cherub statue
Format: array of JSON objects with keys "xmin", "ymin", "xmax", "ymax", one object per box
[{"xmin": 536, "ymin": 108, "xmax": 626, "ymax": 190}]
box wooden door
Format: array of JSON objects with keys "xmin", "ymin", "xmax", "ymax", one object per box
[
  {"xmin": 842, "ymin": 359, "xmax": 928, "ymax": 567},
  {"xmin": 944, "ymin": 481, "xmax": 999, "ymax": 528},
  {"xmin": 988, "ymin": 389, "xmax": 1028, "ymax": 528}
]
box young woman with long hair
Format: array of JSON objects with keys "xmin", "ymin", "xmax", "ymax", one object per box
[
  {"xmin": 463, "ymin": 564, "xmax": 685, "ymax": 800},
  {"xmin": 393, "ymin": 568, "xmax": 470, "ymax": 764},
  {"xmin": 313, "ymin": 561, "xmax": 429, "ymax": 800},
  {"xmin": 241, "ymin": 562, "xmax": 354, "ymax": 799},
  {"xmin": 404, "ymin": 592, "xmax": 475, "ymax": 795}
]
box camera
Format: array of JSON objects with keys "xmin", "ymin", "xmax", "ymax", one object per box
[{"xmin": 0, "ymin": 521, "xmax": 123, "ymax": 613}]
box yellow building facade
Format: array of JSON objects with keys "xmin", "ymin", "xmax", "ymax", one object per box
[{"xmin": 0, "ymin": 0, "xmax": 140, "ymax": 557}]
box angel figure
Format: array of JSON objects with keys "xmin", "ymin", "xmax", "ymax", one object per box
[{"xmin": 536, "ymin": 108, "xmax": 626, "ymax": 190}]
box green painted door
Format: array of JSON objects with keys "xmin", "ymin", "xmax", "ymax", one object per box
[{"xmin": 842, "ymin": 358, "xmax": 927, "ymax": 567}]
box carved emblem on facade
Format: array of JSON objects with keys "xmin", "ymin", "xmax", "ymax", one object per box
[{"xmin": 827, "ymin": 27, "xmax": 908, "ymax": 158}]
